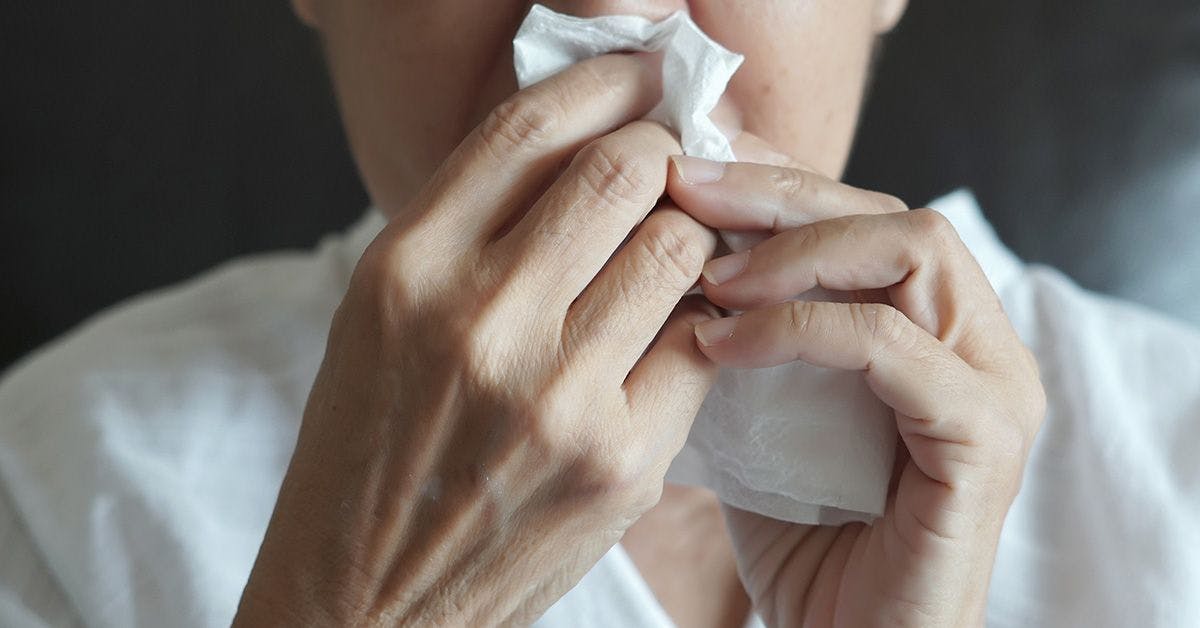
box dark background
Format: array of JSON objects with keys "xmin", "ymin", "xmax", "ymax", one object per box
[{"xmin": 3, "ymin": 1, "xmax": 1199, "ymax": 370}]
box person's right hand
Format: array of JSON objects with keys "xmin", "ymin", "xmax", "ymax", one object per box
[{"xmin": 233, "ymin": 54, "xmax": 721, "ymax": 626}]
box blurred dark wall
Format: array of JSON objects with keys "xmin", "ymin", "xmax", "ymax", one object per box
[
  {"xmin": 844, "ymin": 0, "xmax": 1200, "ymax": 321},
  {"xmin": 3, "ymin": 1, "xmax": 1199, "ymax": 370},
  {"xmin": 1, "ymin": 2, "xmax": 367, "ymax": 369}
]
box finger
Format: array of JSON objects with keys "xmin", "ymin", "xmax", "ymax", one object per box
[
  {"xmin": 699, "ymin": 210, "xmax": 997, "ymax": 338},
  {"xmin": 493, "ymin": 120, "xmax": 683, "ymax": 311},
  {"xmin": 724, "ymin": 130, "xmax": 892, "ymax": 304},
  {"xmin": 666, "ymin": 156, "xmax": 908, "ymax": 234},
  {"xmin": 412, "ymin": 53, "xmax": 662, "ymax": 248},
  {"xmin": 624, "ymin": 296, "xmax": 720, "ymax": 446},
  {"xmin": 693, "ymin": 301, "xmax": 981, "ymax": 445},
  {"xmin": 565, "ymin": 206, "xmax": 717, "ymax": 374}
]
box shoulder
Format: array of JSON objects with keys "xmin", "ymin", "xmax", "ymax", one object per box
[
  {"xmin": 992, "ymin": 263, "xmax": 1200, "ymax": 626},
  {"xmin": 0, "ymin": 216, "xmax": 376, "ymax": 627},
  {"xmin": 0, "ymin": 215, "xmax": 376, "ymax": 412},
  {"xmin": 1005, "ymin": 263, "xmax": 1200, "ymax": 425},
  {"xmin": 0, "ymin": 238, "xmax": 350, "ymax": 448}
]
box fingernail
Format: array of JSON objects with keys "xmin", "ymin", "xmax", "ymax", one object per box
[
  {"xmin": 702, "ymin": 251, "xmax": 748, "ymax": 285},
  {"xmin": 694, "ymin": 316, "xmax": 739, "ymax": 347},
  {"xmin": 672, "ymin": 155, "xmax": 726, "ymax": 185}
]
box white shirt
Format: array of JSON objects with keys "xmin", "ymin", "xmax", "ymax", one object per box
[{"xmin": 1, "ymin": 190, "xmax": 1198, "ymax": 627}]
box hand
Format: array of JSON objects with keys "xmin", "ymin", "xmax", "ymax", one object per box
[
  {"xmin": 235, "ymin": 54, "xmax": 722, "ymax": 626},
  {"xmin": 666, "ymin": 152, "xmax": 1046, "ymax": 627}
]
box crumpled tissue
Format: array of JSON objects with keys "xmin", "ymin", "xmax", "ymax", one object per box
[{"xmin": 514, "ymin": 4, "xmax": 896, "ymax": 525}]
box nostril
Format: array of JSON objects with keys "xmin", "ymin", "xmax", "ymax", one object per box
[{"xmin": 537, "ymin": 0, "xmax": 689, "ymax": 21}]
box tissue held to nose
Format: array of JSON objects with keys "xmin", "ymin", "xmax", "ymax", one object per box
[
  {"xmin": 514, "ymin": 5, "xmax": 896, "ymax": 526},
  {"xmin": 515, "ymin": 4, "xmax": 742, "ymax": 161}
]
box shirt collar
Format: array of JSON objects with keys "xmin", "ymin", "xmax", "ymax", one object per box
[{"xmin": 337, "ymin": 189, "xmax": 1024, "ymax": 296}]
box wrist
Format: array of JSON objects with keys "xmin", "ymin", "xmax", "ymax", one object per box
[
  {"xmin": 233, "ymin": 469, "xmax": 395, "ymax": 627},
  {"xmin": 234, "ymin": 531, "xmax": 374, "ymax": 627}
]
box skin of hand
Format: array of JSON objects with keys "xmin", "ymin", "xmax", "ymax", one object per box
[
  {"xmin": 666, "ymin": 147, "xmax": 1048, "ymax": 627},
  {"xmin": 233, "ymin": 54, "xmax": 725, "ymax": 626}
]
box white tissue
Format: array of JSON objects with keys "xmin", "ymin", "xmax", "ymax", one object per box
[
  {"xmin": 515, "ymin": 4, "xmax": 741, "ymax": 161},
  {"xmin": 514, "ymin": 5, "xmax": 896, "ymax": 525}
]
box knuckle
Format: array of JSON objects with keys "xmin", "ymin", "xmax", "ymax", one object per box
[
  {"xmin": 574, "ymin": 139, "xmax": 655, "ymax": 207},
  {"xmin": 906, "ymin": 207, "xmax": 958, "ymax": 244},
  {"xmin": 453, "ymin": 294, "xmax": 551, "ymax": 388},
  {"xmin": 481, "ymin": 376, "xmax": 580, "ymax": 465},
  {"xmin": 479, "ymin": 94, "xmax": 562, "ymax": 154},
  {"xmin": 771, "ymin": 224, "xmax": 822, "ymax": 281},
  {"xmin": 572, "ymin": 56, "xmax": 624, "ymax": 102},
  {"xmin": 990, "ymin": 414, "xmax": 1032, "ymax": 465},
  {"xmin": 769, "ymin": 167, "xmax": 811, "ymax": 201},
  {"xmin": 455, "ymin": 318, "xmax": 509, "ymax": 385},
  {"xmin": 568, "ymin": 446, "xmax": 660, "ymax": 514},
  {"xmin": 873, "ymin": 191, "xmax": 910, "ymax": 214},
  {"xmin": 1020, "ymin": 356, "xmax": 1048, "ymax": 430},
  {"xmin": 632, "ymin": 217, "xmax": 708, "ymax": 288},
  {"xmin": 519, "ymin": 382, "xmax": 579, "ymax": 455},
  {"xmin": 350, "ymin": 237, "xmax": 395, "ymax": 291},
  {"xmin": 853, "ymin": 302, "xmax": 909, "ymax": 348},
  {"xmin": 786, "ymin": 300, "xmax": 821, "ymax": 339},
  {"xmin": 349, "ymin": 233, "xmax": 426, "ymax": 311},
  {"xmin": 1026, "ymin": 385, "xmax": 1048, "ymax": 435},
  {"xmin": 993, "ymin": 343, "xmax": 1047, "ymax": 438},
  {"xmin": 785, "ymin": 221, "xmax": 824, "ymax": 252}
]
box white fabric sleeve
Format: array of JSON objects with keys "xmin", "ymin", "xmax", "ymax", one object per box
[{"xmin": 0, "ymin": 484, "xmax": 80, "ymax": 628}]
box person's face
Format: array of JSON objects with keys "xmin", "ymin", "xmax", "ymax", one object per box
[{"xmin": 294, "ymin": 1, "xmax": 907, "ymax": 217}]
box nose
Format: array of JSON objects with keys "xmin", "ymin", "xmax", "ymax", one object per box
[{"xmin": 537, "ymin": 0, "xmax": 689, "ymax": 21}]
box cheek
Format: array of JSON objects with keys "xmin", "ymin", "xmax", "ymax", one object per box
[
  {"xmin": 324, "ymin": 2, "xmax": 528, "ymax": 208},
  {"xmin": 692, "ymin": 1, "xmax": 877, "ymax": 178}
]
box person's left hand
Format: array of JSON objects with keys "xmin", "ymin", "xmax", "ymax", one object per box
[{"xmin": 665, "ymin": 147, "xmax": 1046, "ymax": 627}]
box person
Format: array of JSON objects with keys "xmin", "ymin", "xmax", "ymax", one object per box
[{"xmin": 0, "ymin": 1, "xmax": 1197, "ymax": 626}]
